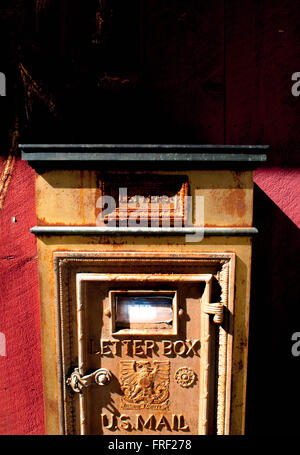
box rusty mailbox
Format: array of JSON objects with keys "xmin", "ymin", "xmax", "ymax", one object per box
[{"xmin": 21, "ymin": 144, "xmax": 267, "ymax": 435}]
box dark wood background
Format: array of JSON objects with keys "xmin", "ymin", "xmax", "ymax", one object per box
[{"xmin": 0, "ymin": 0, "xmax": 299, "ymax": 434}]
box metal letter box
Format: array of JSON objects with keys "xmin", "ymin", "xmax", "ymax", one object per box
[{"xmin": 21, "ymin": 144, "xmax": 267, "ymax": 435}]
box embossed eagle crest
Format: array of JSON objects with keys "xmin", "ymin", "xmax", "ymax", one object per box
[{"xmin": 120, "ymin": 360, "xmax": 170, "ymax": 410}]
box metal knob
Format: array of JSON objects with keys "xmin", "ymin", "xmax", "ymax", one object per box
[
  {"xmin": 94, "ymin": 368, "xmax": 112, "ymax": 386},
  {"xmin": 178, "ymin": 308, "xmax": 184, "ymax": 317}
]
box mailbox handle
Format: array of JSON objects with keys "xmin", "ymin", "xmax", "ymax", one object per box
[{"xmin": 66, "ymin": 368, "xmax": 112, "ymax": 393}]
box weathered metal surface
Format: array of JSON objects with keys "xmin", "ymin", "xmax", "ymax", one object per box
[
  {"xmin": 29, "ymin": 149, "xmax": 255, "ymax": 435},
  {"xmin": 38, "ymin": 240, "xmax": 251, "ymax": 436},
  {"xmin": 30, "ymin": 226, "xmax": 258, "ymax": 236},
  {"xmin": 97, "ymin": 173, "xmax": 189, "ymax": 226},
  {"xmin": 50, "ymin": 252, "xmax": 235, "ymax": 435},
  {"xmin": 33, "ymin": 169, "xmax": 255, "ymax": 228},
  {"xmin": 20, "ymin": 144, "xmax": 268, "ymax": 163}
]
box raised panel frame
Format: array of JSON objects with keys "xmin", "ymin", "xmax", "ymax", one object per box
[{"xmin": 54, "ymin": 251, "xmax": 235, "ymax": 435}]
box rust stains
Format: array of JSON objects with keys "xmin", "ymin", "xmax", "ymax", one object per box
[
  {"xmin": 36, "ymin": 217, "xmax": 101, "ymax": 227},
  {"xmin": 223, "ymin": 190, "xmax": 246, "ymax": 218}
]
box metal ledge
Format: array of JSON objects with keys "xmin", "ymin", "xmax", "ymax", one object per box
[
  {"xmin": 20, "ymin": 144, "xmax": 268, "ymax": 164},
  {"xmin": 30, "ymin": 226, "xmax": 258, "ymax": 236}
]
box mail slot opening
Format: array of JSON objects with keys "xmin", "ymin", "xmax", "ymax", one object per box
[{"xmin": 110, "ymin": 290, "xmax": 178, "ymax": 335}]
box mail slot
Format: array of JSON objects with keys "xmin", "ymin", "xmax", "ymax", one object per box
[
  {"xmin": 21, "ymin": 143, "xmax": 267, "ymax": 435},
  {"xmin": 112, "ymin": 291, "xmax": 176, "ymax": 332}
]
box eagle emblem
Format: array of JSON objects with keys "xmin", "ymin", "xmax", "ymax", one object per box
[{"xmin": 120, "ymin": 360, "xmax": 170, "ymax": 409}]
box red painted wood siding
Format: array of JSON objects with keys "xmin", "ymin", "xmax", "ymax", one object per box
[{"xmin": 0, "ymin": 0, "xmax": 299, "ymax": 434}]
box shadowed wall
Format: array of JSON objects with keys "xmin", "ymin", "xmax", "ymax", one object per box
[{"xmin": 0, "ymin": 0, "xmax": 299, "ymax": 434}]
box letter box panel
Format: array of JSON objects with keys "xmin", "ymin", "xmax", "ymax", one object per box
[{"xmin": 56, "ymin": 252, "xmax": 235, "ymax": 435}]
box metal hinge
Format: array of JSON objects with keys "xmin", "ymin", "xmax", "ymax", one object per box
[{"xmin": 202, "ymin": 302, "xmax": 224, "ymax": 324}]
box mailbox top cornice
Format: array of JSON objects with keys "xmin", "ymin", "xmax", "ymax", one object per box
[{"xmin": 20, "ymin": 144, "xmax": 268, "ymax": 169}]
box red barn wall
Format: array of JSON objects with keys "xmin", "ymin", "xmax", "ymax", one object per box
[{"xmin": 0, "ymin": 0, "xmax": 299, "ymax": 434}]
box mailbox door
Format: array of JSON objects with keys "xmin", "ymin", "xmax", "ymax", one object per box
[{"xmin": 56, "ymin": 252, "xmax": 235, "ymax": 435}]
